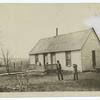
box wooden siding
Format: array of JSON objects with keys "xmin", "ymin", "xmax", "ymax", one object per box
[
  {"xmin": 56, "ymin": 52, "xmax": 66, "ymax": 70},
  {"xmin": 29, "ymin": 51, "xmax": 82, "ymax": 71},
  {"xmin": 95, "ymin": 50, "xmax": 100, "ymax": 68},
  {"xmin": 29, "ymin": 55, "xmax": 35, "ymax": 64},
  {"xmin": 81, "ymin": 31, "xmax": 100, "ymax": 71},
  {"xmin": 71, "ymin": 51, "xmax": 82, "ymax": 72},
  {"xmin": 56, "ymin": 51, "xmax": 82, "ymax": 71}
]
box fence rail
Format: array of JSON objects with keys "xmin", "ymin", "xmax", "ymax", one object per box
[{"xmin": 0, "ymin": 63, "xmax": 57, "ymax": 75}]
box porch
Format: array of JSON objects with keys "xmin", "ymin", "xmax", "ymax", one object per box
[{"xmin": 28, "ymin": 64, "xmax": 57, "ymax": 72}]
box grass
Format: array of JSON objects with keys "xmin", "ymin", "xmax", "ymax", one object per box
[
  {"xmin": 0, "ymin": 71, "xmax": 100, "ymax": 91},
  {"xmin": 28, "ymin": 79, "xmax": 100, "ymax": 91}
]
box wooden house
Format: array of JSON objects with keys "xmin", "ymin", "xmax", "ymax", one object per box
[{"xmin": 29, "ymin": 28, "xmax": 100, "ymax": 72}]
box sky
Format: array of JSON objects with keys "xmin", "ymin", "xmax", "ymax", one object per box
[{"xmin": 0, "ymin": 3, "xmax": 100, "ymax": 58}]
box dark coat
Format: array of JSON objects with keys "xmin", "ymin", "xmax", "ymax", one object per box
[
  {"xmin": 57, "ymin": 63, "xmax": 62, "ymax": 71},
  {"xmin": 73, "ymin": 64, "xmax": 78, "ymax": 73}
]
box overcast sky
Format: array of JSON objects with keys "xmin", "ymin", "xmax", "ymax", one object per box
[{"xmin": 0, "ymin": 3, "xmax": 100, "ymax": 58}]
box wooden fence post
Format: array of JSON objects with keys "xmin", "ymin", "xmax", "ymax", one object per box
[{"xmin": 14, "ymin": 62, "xmax": 15, "ymax": 72}]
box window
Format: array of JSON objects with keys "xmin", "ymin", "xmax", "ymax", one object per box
[
  {"xmin": 35, "ymin": 54, "xmax": 38, "ymax": 64},
  {"xmin": 65, "ymin": 52, "xmax": 71, "ymax": 66}
]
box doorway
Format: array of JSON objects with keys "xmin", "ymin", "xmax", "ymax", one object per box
[
  {"xmin": 43, "ymin": 53, "xmax": 48, "ymax": 65},
  {"xmin": 92, "ymin": 50, "xmax": 96, "ymax": 69},
  {"xmin": 51, "ymin": 53, "xmax": 56, "ymax": 64}
]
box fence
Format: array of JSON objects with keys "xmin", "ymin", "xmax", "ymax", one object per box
[
  {"xmin": 0, "ymin": 65, "xmax": 23, "ymax": 74},
  {"xmin": 0, "ymin": 63, "xmax": 58, "ymax": 74}
]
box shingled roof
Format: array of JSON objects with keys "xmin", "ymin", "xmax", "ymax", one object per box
[{"xmin": 29, "ymin": 28, "xmax": 95, "ymax": 55}]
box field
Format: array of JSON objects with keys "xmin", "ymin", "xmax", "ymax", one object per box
[{"xmin": 0, "ymin": 71, "xmax": 100, "ymax": 92}]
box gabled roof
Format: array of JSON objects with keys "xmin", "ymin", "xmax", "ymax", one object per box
[{"xmin": 29, "ymin": 28, "xmax": 98, "ymax": 55}]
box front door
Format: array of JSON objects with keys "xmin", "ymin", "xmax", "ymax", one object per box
[
  {"xmin": 92, "ymin": 50, "xmax": 96, "ymax": 69},
  {"xmin": 51, "ymin": 53, "xmax": 56, "ymax": 64}
]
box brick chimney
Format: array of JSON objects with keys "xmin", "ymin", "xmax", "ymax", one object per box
[{"xmin": 56, "ymin": 28, "xmax": 58, "ymax": 36}]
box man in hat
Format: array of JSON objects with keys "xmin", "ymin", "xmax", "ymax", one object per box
[
  {"xmin": 56, "ymin": 60, "xmax": 63, "ymax": 80},
  {"xmin": 73, "ymin": 64, "xmax": 78, "ymax": 80}
]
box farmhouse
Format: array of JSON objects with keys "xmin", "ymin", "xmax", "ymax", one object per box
[{"xmin": 29, "ymin": 28, "xmax": 100, "ymax": 72}]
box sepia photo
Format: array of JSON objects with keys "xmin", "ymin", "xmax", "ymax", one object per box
[{"xmin": 0, "ymin": 3, "xmax": 100, "ymax": 97}]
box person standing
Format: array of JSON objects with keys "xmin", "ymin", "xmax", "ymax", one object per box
[
  {"xmin": 73, "ymin": 64, "xmax": 78, "ymax": 80},
  {"xmin": 56, "ymin": 60, "xmax": 63, "ymax": 80}
]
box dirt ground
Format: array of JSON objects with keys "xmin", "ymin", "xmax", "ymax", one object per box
[{"xmin": 0, "ymin": 71, "xmax": 100, "ymax": 91}]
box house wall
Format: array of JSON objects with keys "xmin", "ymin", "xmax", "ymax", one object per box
[
  {"xmin": 56, "ymin": 52, "xmax": 66, "ymax": 70},
  {"xmin": 29, "ymin": 55, "xmax": 35, "ymax": 64},
  {"xmin": 71, "ymin": 51, "xmax": 82, "ymax": 72},
  {"xmin": 56, "ymin": 51, "xmax": 82, "ymax": 72},
  {"xmin": 29, "ymin": 54, "xmax": 44, "ymax": 65},
  {"xmin": 29, "ymin": 51, "xmax": 82, "ymax": 72},
  {"xmin": 95, "ymin": 50, "xmax": 100, "ymax": 68},
  {"xmin": 81, "ymin": 31, "xmax": 100, "ymax": 71}
]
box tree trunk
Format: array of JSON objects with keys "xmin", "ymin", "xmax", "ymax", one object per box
[{"xmin": 6, "ymin": 65, "xmax": 9, "ymax": 73}]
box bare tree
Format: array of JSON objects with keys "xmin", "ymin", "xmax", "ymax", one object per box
[
  {"xmin": 1, "ymin": 48, "xmax": 10, "ymax": 73},
  {"xmin": 16, "ymin": 59, "xmax": 30, "ymax": 92}
]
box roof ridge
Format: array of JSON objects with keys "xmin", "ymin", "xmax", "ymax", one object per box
[
  {"xmin": 61, "ymin": 28, "xmax": 92, "ymax": 36},
  {"xmin": 29, "ymin": 27, "xmax": 94, "ymax": 55},
  {"xmin": 40, "ymin": 28, "xmax": 93, "ymax": 40}
]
